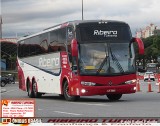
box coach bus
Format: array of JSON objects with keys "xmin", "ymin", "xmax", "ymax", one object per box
[{"xmin": 17, "ymin": 20, "xmax": 144, "ymax": 101}]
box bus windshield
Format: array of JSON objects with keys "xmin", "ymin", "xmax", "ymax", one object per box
[{"xmin": 79, "ymin": 42, "xmax": 135, "ymax": 75}]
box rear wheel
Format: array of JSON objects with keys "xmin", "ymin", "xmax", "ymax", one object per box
[
  {"xmin": 32, "ymin": 81, "xmax": 42, "ymax": 98},
  {"xmin": 106, "ymin": 94, "xmax": 122, "ymax": 101},
  {"xmin": 28, "ymin": 82, "xmax": 34, "ymax": 98},
  {"xmin": 63, "ymin": 81, "xmax": 79, "ymax": 101}
]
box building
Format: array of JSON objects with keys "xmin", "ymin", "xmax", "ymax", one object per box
[{"xmin": 136, "ymin": 23, "xmax": 159, "ymax": 38}]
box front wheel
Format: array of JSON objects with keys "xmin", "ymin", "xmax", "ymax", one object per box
[
  {"xmin": 63, "ymin": 81, "xmax": 79, "ymax": 101},
  {"xmin": 1, "ymin": 82, "xmax": 6, "ymax": 87},
  {"xmin": 106, "ymin": 94, "xmax": 122, "ymax": 101}
]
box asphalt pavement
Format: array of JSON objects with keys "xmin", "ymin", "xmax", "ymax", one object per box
[{"xmin": 1, "ymin": 80, "xmax": 160, "ymax": 117}]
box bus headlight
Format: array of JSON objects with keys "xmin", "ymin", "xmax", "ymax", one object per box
[
  {"xmin": 81, "ymin": 81, "xmax": 96, "ymax": 86},
  {"xmin": 125, "ymin": 79, "xmax": 137, "ymax": 84},
  {"xmin": 81, "ymin": 89, "xmax": 86, "ymax": 93}
]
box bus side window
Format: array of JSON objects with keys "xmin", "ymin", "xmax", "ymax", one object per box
[
  {"xmin": 72, "ymin": 57, "xmax": 78, "ymax": 73},
  {"xmin": 49, "ymin": 30, "xmax": 58, "ymax": 52}
]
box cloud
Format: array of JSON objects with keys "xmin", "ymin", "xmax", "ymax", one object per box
[
  {"xmin": 2, "ymin": 0, "xmax": 81, "ymax": 23},
  {"xmin": 1, "ymin": 0, "xmax": 160, "ymax": 38}
]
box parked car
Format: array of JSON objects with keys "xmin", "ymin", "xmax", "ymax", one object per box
[
  {"xmin": 144, "ymin": 72, "xmax": 155, "ymax": 81},
  {"xmin": 0, "ymin": 75, "xmax": 9, "ymax": 87},
  {"xmin": 7, "ymin": 74, "xmax": 15, "ymax": 84}
]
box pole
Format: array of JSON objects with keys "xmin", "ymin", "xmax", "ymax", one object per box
[
  {"xmin": 0, "ymin": 16, "xmax": 2, "ymax": 39},
  {"xmin": 82, "ymin": 0, "xmax": 84, "ymax": 20},
  {"xmin": 0, "ymin": 0, "xmax": 2, "ymax": 39}
]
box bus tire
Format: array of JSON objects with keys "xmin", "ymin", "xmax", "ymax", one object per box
[
  {"xmin": 28, "ymin": 82, "xmax": 34, "ymax": 98},
  {"xmin": 32, "ymin": 81, "xmax": 42, "ymax": 98},
  {"xmin": 63, "ymin": 81, "xmax": 79, "ymax": 101},
  {"xmin": 59, "ymin": 94, "xmax": 64, "ymax": 98},
  {"xmin": 106, "ymin": 94, "xmax": 122, "ymax": 101}
]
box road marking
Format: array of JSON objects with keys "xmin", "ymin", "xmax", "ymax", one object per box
[
  {"xmin": 38, "ymin": 109, "xmax": 82, "ymax": 116},
  {"xmin": 54, "ymin": 111, "xmax": 82, "ymax": 116},
  {"xmin": 0, "ymin": 89, "xmax": 6, "ymax": 93},
  {"xmin": 70, "ymin": 102, "xmax": 111, "ymax": 107},
  {"xmin": 1, "ymin": 89, "xmax": 19, "ymax": 94}
]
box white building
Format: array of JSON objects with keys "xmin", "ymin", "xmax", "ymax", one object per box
[{"xmin": 136, "ymin": 24, "xmax": 158, "ymax": 38}]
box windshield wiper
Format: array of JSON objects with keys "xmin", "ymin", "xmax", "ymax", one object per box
[
  {"xmin": 96, "ymin": 55, "xmax": 108, "ymax": 75},
  {"xmin": 96, "ymin": 44, "xmax": 108, "ymax": 75},
  {"xmin": 109, "ymin": 47, "xmax": 124, "ymax": 73}
]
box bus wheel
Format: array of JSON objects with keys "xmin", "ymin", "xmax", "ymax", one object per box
[
  {"xmin": 63, "ymin": 81, "xmax": 79, "ymax": 101},
  {"xmin": 28, "ymin": 82, "xmax": 34, "ymax": 98},
  {"xmin": 32, "ymin": 81, "xmax": 42, "ymax": 98},
  {"xmin": 106, "ymin": 94, "xmax": 122, "ymax": 101},
  {"xmin": 59, "ymin": 94, "xmax": 64, "ymax": 98}
]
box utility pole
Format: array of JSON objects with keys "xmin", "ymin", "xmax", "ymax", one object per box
[
  {"xmin": 82, "ymin": 0, "xmax": 84, "ymax": 20},
  {"xmin": 0, "ymin": 15, "xmax": 2, "ymax": 39}
]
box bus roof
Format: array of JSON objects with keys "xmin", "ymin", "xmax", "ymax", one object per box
[{"xmin": 18, "ymin": 20, "xmax": 128, "ymax": 42}]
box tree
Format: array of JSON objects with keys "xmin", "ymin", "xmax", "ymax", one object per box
[
  {"xmin": 142, "ymin": 35, "xmax": 160, "ymax": 62},
  {"xmin": 153, "ymin": 36, "xmax": 160, "ymax": 56}
]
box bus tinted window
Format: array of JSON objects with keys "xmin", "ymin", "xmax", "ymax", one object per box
[
  {"xmin": 18, "ymin": 44, "xmax": 24, "ymax": 58},
  {"xmin": 49, "ymin": 28, "xmax": 67, "ymax": 52},
  {"xmin": 39, "ymin": 33, "xmax": 49, "ymax": 52},
  {"xmin": 58, "ymin": 28, "xmax": 66, "ymax": 43},
  {"xmin": 18, "ymin": 35, "xmax": 49, "ymax": 58},
  {"xmin": 50, "ymin": 30, "xmax": 58, "ymax": 43}
]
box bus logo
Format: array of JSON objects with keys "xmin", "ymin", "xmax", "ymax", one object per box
[
  {"xmin": 39, "ymin": 57, "xmax": 60, "ymax": 67},
  {"xmin": 94, "ymin": 30, "xmax": 117, "ymax": 37},
  {"xmin": 108, "ymin": 81, "xmax": 112, "ymax": 86}
]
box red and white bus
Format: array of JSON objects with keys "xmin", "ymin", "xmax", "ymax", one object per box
[{"xmin": 17, "ymin": 20, "xmax": 144, "ymax": 101}]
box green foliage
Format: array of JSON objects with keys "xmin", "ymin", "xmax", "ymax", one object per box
[{"xmin": 142, "ymin": 35, "xmax": 160, "ymax": 61}]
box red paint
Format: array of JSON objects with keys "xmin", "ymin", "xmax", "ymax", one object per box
[{"xmin": 17, "ymin": 59, "xmax": 26, "ymax": 91}]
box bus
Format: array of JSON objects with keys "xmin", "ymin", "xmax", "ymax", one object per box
[
  {"xmin": 17, "ymin": 20, "xmax": 144, "ymax": 101},
  {"xmin": 146, "ymin": 63, "xmax": 158, "ymax": 73}
]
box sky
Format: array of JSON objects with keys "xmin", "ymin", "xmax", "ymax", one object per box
[{"xmin": 1, "ymin": 0, "xmax": 160, "ymax": 38}]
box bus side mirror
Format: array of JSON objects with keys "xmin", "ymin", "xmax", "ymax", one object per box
[
  {"xmin": 131, "ymin": 37, "xmax": 144, "ymax": 55},
  {"xmin": 71, "ymin": 39, "xmax": 78, "ymax": 57}
]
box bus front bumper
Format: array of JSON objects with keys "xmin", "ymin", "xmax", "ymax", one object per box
[{"xmin": 72, "ymin": 84, "xmax": 136, "ymax": 96}]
